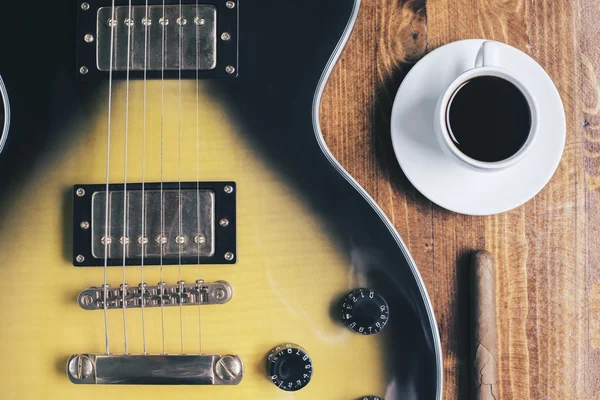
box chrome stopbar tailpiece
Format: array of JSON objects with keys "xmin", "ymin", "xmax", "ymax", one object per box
[
  {"xmin": 67, "ymin": 354, "xmax": 244, "ymax": 385},
  {"xmin": 78, "ymin": 280, "xmax": 232, "ymax": 310}
]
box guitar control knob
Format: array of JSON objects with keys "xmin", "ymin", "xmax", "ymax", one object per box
[
  {"xmin": 341, "ymin": 288, "xmax": 389, "ymax": 335},
  {"xmin": 266, "ymin": 343, "xmax": 313, "ymax": 391}
]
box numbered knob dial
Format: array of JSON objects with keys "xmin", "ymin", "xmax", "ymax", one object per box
[
  {"xmin": 266, "ymin": 343, "xmax": 313, "ymax": 391},
  {"xmin": 341, "ymin": 288, "xmax": 389, "ymax": 335}
]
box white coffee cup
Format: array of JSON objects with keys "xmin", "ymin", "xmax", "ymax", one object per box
[{"xmin": 433, "ymin": 41, "xmax": 539, "ymax": 170}]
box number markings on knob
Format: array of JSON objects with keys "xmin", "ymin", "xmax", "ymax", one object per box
[
  {"xmin": 266, "ymin": 344, "xmax": 313, "ymax": 392},
  {"xmin": 341, "ymin": 288, "xmax": 390, "ymax": 335}
]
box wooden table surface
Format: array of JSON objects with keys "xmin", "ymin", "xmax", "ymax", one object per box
[{"xmin": 320, "ymin": 0, "xmax": 600, "ymax": 398}]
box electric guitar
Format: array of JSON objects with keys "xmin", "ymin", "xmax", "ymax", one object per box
[{"xmin": 0, "ymin": 0, "xmax": 441, "ymax": 398}]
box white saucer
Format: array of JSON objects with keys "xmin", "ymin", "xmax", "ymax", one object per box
[{"xmin": 390, "ymin": 39, "xmax": 566, "ymax": 215}]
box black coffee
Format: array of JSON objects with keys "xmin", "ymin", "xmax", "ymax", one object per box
[{"xmin": 447, "ymin": 76, "xmax": 532, "ymax": 162}]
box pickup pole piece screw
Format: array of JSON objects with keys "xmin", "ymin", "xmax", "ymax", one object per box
[
  {"xmin": 225, "ymin": 65, "xmax": 236, "ymax": 75},
  {"xmin": 81, "ymin": 2, "xmax": 90, "ymax": 11},
  {"xmin": 215, "ymin": 355, "xmax": 242, "ymax": 381},
  {"xmin": 224, "ymin": 185, "xmax": 234, "ymax": 193},
  {"xmin": 80, "ymin": 221, "xmax": 90, "ymax": 230},
  {"xmin": 194, "ymin": 234, "xmax": 206, "ymax": 245},
  {"xmin": 224, "ymin": 252, "xmax": 234, "ymax": 261},
  {"xmin": 221, "ymin": 32, "xmax": 231, "ymax": 41},
  {"xmin": 84, "ymin": 33, "xmax": 94, "ymax": 43},
  {"xmin": 219, "ymin": 218, "xmax": 229, "ymax": 227},
  {"xmin": 177, "ymin": 17, "xmax": 187, "ymax": 26},
  {"xmin": 226, "ymin": 1, "xmax": 236, "ymax": 9},
  {"xmin": 76, "ymin": 188, "xmax": 86, "ymax": 197},
  {"xmin": 68, "ymin": 355, "xmax": 93, "ymax": 380},
  {"xmin": 76, "ymin": 254, "xmax": 85, "ymax": 263},
  {"xmin": 79, "ymin": 66, "xmax": 89, "ymax": 75},
  {"xmin": 156, "ymin": 234, "xmax": 168, "ymax": 245},
  {"xmin": 194, "ymin": 17, "xmax": 205, "ymax": 26}
]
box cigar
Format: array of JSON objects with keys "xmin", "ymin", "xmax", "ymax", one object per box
[{"xmin": 471, "ymin": 251, "xmax": 499, "ymax": 400}]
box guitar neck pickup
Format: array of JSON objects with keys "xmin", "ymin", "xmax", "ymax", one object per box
[
  {"xmin": 77, "ymin": 1, "xmax": 239, "ymax": 79},
  {"xmin": 78, "ymin": 280, "xmax": 233, "ymax": 310}
]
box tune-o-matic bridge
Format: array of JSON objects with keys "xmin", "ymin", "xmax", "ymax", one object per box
[
  {"xmin": 76, "ymin": 1, "xmax": 239, "ymax": 79},
  {"xmin": 78, "ymin": 280, "xmax": 232, "ymax": 310}
]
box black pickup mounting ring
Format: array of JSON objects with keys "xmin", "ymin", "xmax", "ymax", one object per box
[
  {"xmin": 76, "ymin": 0, "xmax": 240, "ymax": 80},
  {"xmin": 72, "ymin": 182, "xmax": 237, "ymax": 267}
]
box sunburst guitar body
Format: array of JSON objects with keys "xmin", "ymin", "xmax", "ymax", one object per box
[{"xmin": 0, "ymin": 0, "xmax": 441, "ymax": 399}]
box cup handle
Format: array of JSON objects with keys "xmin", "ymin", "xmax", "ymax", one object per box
[{"xmin": 475, "ymin": 41, "xmax": 499, "ymax": 68}]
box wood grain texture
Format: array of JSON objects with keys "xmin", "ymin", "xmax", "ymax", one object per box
[{"xmin": 320, "ymin": 0, "xmax": 600, "ymax": 398}]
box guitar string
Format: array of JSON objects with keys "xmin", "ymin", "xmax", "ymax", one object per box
[
  {"xmin": 159, "ymin": 0, "xmax": 166, "ymax": 355},
  {"xmin": 121, "ymin": 0, "xmax": 134, "ymax": 355},
  {"xmin": 102, "ymin": 0, "xmax": 117, "ymax": 356},
  {"xmin": 140, "ymin": 0, "xmax": 150, "ymax": 356},
  {"xmin": 177, "ymin": 0, "xmax": 184, "ymax": 355},
  {"xmin": 195, "ymin": 0, "xmax": 202, "ymax": 355}
]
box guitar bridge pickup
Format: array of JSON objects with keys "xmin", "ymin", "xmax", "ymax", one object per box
[
  {"xmin": 72, "ymin": 182, "xmax": 236, "ymax": 267},
  {"xmin": 67, "ymin": 354, "xmax": 244, "ymax": 385},
  {"xmin": 78, "ymin": 280, "xmax": 232, "ymax": 310}
]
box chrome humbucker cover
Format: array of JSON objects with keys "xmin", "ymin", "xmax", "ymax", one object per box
[
  {"xmin": 72, "ymin": 182, "xmax": 236, "ymax": 266},
  {"xmin": 76, "ymin": 0, "xmax": 239, "ymax": 79}
]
